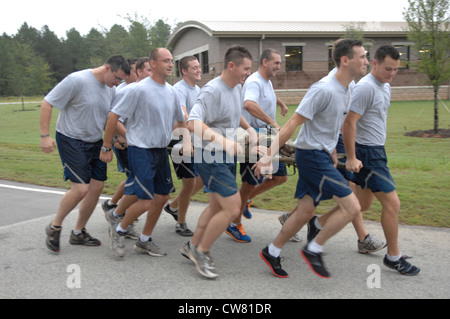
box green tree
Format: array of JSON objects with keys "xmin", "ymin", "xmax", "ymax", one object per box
[
  {"xmin": 403, "ymin": 0, "xmax": 450, "ymax": 133},
  {"xmin": 149, "ymin": 19, "xmax": 172, "ymax": 48},
  {"xmin": 84, "ymin": 28, "xmax": 108, "ymax": 67},
  {"xmin": 7, "ymin": 41, "xmax": 53, "ymax": 107}
]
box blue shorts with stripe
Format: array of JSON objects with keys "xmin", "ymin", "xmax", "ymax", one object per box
[
  {"xmin": 124, "ymin": 146, "xmax": 174, "ymax": 200},
  {"xmin": 113, "ymin": 146, "xmax": 130, "ymax": 176},
  {"xmin": 55, "ymin": 132, "xmax": 107, "ymax": 184},
  {"xmin": 351, "ymin": 143, "xmax": 396, "ymax": 193},
  {"xmin": 240, "ymin": 161, "xmax": 287, "ymax": 185},
  {"xmin": 196, "ymin": 152, "xmax": 238, "ymax": 198},
  {"xmin": 294, "ymin": 149, "xmax": 352, "ymax": 206}
]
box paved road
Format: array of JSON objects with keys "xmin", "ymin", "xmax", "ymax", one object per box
[{"xmin": 1, "ymin": 180, "xmax": 448, "ymax": 304}]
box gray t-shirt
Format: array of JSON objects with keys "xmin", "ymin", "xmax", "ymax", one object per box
[
  {"xmin": 350, "ymin": 73, "xmax": 391, "ymax": 146},
  {"xmin": 45, "ymin": 69, "xmax": 116, "ymax": 143},
  {"xmin": 241, "ymin": 71, "xmax": 277, "ymax": 129},
  {"xmin": 293, "ymin": 75, "xmax": 352, "ymax": 154},
  {"xmin": 188, "ymin": 76, "xmax": 243, "ymax": 149},
  {"xmin": 174, "ymin": 79, "xmax": 200, "ymax": 116},
  {"xmin": 111, "ymin": 77, "xmax": 184, "ymax": 149}
]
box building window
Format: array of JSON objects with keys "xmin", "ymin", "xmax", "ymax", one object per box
[
  {"xmin": 394, "ymin": 45, "xmax": 410, "ymax": 69},
  {"xmin": 201, "ymin": 51, "xmax": 209, "ymax": 74},
  {"xmin": 285, "ymin": 46, "xmax": 303, "ymax": 71}
]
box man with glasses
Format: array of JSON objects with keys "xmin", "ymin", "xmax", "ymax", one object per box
[
  {"xmin": 101, "ymin": 48, "xmax": 188, "ymax": 259},
  {"xmin": 41, "ymin": 55, "xmax": 130, "ymax": 253}
]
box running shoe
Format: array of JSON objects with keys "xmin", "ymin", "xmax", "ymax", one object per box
[
  {"xmin": 105, "ymin": 210, "xmax": 139, "ymax": 240},
  {"xmin": 307, "ymin": 216, "xmax": 321, "ymax": 243},
  {"xmin": 383, "ymin": 255, "xmax": 420, "ymax": 276},
  {"xmin": 358, "ymin": 234, "xmax": 387, "ymax": 254},
  {"xmin": 164, "ymin": 204, "xmax": 179, "ymax": 221},
  {"xmin": 260, "ymin": 246, "xmax": 288, "ymax": 278},
  {"xmin": 301, "ymin": 247, "xmax": 330, "ymax": 278},
  {"xmin": 176, "ymin": 222, "xmax": 194, "ymax": 237},
  {"xmin": 243, "ymin": 200, "xmax": 253, "ymax": 219},
  {"xmin": 180, "ymin": 241, "xmax": 195, "ymax": 260},
  {"xmin": 69, "ymin": 229, "xmax": 101, "ymax": 246},
  {"xmin": 278, "ymin": 212, "xmax": 302, "ymax": 242},
  {"xmin": 109, "ymin": 226, "xmax": 127, "ymax": 257},
  {"xmin": 102, "ymin": 199, "xmax": 117, "ymax": 218},
  {"xmin": 190, "ymin": 247, "xmax": 218, "ymax": 279},
  {"xmin": 134, "ymin": 238, "xmax": 167, "ymax": 257},
  {"xmin": 45, "ymin": 223, "xmax": 61, "ymax": 253},
  {"xmin": 225, "ymin": 224, "xmax": 251, "ymax": 242}
]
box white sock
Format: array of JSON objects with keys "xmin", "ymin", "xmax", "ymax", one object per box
[
  {"xmin": 386, "ymin": 253, "xmax": 401, "ymax": 262},
  {"xmin": 268, "ymin": 243, "xmax": 281, "ymax": 258},
  {"xmin": 307, "ymin": 239, "xmax": 323, "ymax": 254},
  {"xmin": 139, "ymin": 234, "xmax": 151, "ymax": 242},
  {"xmin": 314, "ymin": 217, "xmax": 323, "ymax": 229},
  {"xmin": 108, "ymin": 200, "xmax": 115, "ymax": 206},
  {"xmin": 73, "ymin": 229, "xmax": 82, "ymax": 235},
  {"xmin": 115, "ymin": 224, "xmax": 127, "ymax": 234}
]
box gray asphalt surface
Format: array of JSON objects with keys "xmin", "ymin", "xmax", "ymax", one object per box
[{"xmin": 1, "ymin": 179, "xmax": 448, "ymax": 303}]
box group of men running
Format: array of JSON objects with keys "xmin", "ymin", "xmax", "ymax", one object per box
[{"xmin": 40, "ymin": 39, "xmax": 420, "ymax": 280}]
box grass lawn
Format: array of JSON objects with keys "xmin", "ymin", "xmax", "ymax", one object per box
[{"xmin": 0, "ymin": 96, "xmax": 449, "ymax": 228}]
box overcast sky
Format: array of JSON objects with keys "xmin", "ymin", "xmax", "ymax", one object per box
[{"xmin": 2, "ymin": 0, "xmax": 412, "ymax": 38}]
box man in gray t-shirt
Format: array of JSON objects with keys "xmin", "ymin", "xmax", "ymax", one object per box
[
  {"xmin": 255, "ymin": 40, "xmax": 369, "ymax": 279},
  {"xmin": 165, "ymin": 56, "xmax": 203, "ymax": 237},
  {"xmin": 101, "ymin": 48, "xmax": 187, "ymax": 258},
  {"xmin": 40, "ymin": 55, "xmax": 130, "ymax": 253},
  {"xmin": 343, "ymin": 45, "xmax": 420, "ymax": 276},
  {"xmin": 183, "ymin": 46, "xmax": 256, "ymax": 279}
]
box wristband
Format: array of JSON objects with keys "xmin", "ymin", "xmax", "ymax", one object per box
[{"xmin": 40, "ymin": 134, "xmax": 50, "ymax": 138}]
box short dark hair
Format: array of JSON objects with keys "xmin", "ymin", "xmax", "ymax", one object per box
[
  {"xmin": 224, "ymin": 45, "xmax": 252, "ymax": 69},
  {"xmin": 332, "ymin": 39, "xmax": 363, "ymax": 68},
  {"xmin": 105, "ymin": 55, "xmax": 131, "ymax": 75},
  {"xmin": 135, "ymin": 57, "xmax": 150, "ymax": 76},
  {"xmin": 260, "ymin": 49, "xmax": 280, "ymax": 66},
  {"xmin": 179, "ymin": 56, "xmax": 198, "ymax": 72},
  {"xmin": 374, "ymin": 45, "xmax": 400, "ymax": 63}
]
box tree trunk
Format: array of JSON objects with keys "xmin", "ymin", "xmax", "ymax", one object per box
[{"xmin": 433, "ymin": 87, "xmax": 439, "ymax": 134}]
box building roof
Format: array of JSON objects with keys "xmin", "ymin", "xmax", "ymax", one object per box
[{"xmin": 167, "ymin": 20, "xmax": 408, "ymax": 46}]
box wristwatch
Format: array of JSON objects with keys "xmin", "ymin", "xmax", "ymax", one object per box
[{"xmin": 101, "ymin": 146, "xmax": 112, "ymax": 153}]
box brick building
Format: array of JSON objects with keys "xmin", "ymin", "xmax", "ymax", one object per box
[{"xmin": 167, "ymin": 20, "xmax": 449, "ymax": 102}]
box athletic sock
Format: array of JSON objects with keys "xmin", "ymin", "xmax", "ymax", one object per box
[
  {"xmin": 307, "ymin": 239, "xmax": 323, "ymax": 254},
  {"xmin": 139, "ymin": 234, "xmax": 151, "ymax": 242},
  {"xmin": 386, "ymin": 253, "xmax": 401, "ymax": 262},
  {"xmin": 314, "ymin": 217, "xmax": 323, "ymax": 230},
  {"xmin": 268, "ymin": 243, "xmax": 281, "ymax": 258},
  {"xmin": 73, "ymin": 229, "xmax": 82, "ymax": 235},
  {"xmin": 115, "ymin": 224, "xmax": 127, "ymax": 234}
]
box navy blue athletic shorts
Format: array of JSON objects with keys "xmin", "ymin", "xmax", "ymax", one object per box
[
  {"xmin": 55, "ymin": 131, "xmax": 107, "ymax": 184},
  {"xmin": 240, "ymin": 161, "xmax": 287, "ymax": 185},
  {"xmin": 336, "ymin": 133, "xmax": 354, "ymax": 181},
  {"xmin": 196, "ymin": 152, "xmax": 238, "ymax": 198},
  {"xmin": 351, "ymin": 143, "xmax": 396, "ymax": 193},
  {"xmin": 124, "ymin": 146, "xmax": 174, "ymax": 200},
  {"xmin": 294, "ymin": 148, "xmax": 352, "ymax": 206}
]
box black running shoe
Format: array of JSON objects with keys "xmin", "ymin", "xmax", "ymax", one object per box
[
  {"xmin": 301, "ymin": 247, "xmax": 330, "ymax": 278},
  {"xmin": 383, "ymin": 255, "xmax": 420, "ymax": 276},
  {"xmin": 164, "ymin": 204, "xmax": 178, "ymax": 221},
  {"xmin": 307, "ymin": 216, "xmax": 321, "ymax": 243},
  {"xmin": 260, "ymin": 246, "xmax": 288, "ymax": 278},
  {"xmin": 45, "ymin": 223, "xmax": 61, "ymax": 252},
  {"xmin": 69, "ymin": 229, "xmax": 101, "ymax": 246}
]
